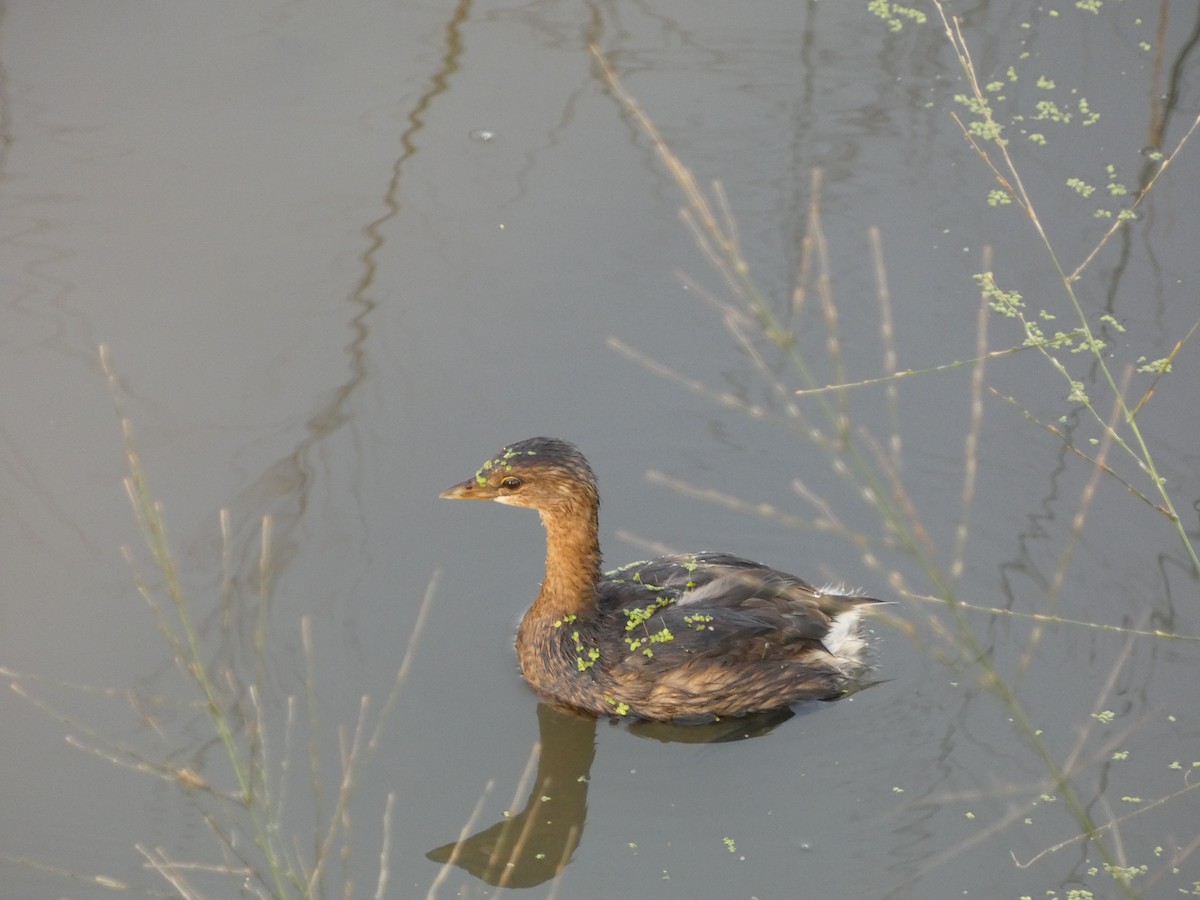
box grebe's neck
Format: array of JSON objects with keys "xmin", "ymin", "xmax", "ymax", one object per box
[{"xmin": 522, "ymin": 500, "xmax": 602, "ymax": 630}]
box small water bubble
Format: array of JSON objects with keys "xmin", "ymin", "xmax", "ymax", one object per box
[{"xmin": 469, "ymin": 129, "xmax": 497, "ymax": 143}]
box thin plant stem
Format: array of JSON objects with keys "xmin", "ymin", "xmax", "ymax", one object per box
[
  {"xmin": 101, "ymin": 346, "xmax": 290, "ymax": 898},
  {"xmin": 950, "ymin": 253, "xmax": 990, "ymax": 587},
  {"xmin": 424, "ymin": 780, "xmax": 496, "ymax": 900},
  {"xmin": 373, "ymin": 791, "xmax": 396, "ymax": 900},
  {"xmin": 96, "ymin": 345, "xmax": 438, "ymax": 898},
  {"xmin": 367, "ymin": 570, "xmax": 439, "ymax": 755},
  {"xmin": 869, "ymin": 225, "xmax": 902, "ymax": 469},
  {"xmin": 931, "ymin": 3, "xmax": 1200, "ymax": 575},
  {"xmin": 134, "ymin": 846, "xmax": 202, "ymax": 900},
  {"xmin": 588, "ymin": 34, "xmax": 1198, "ymax": 895},
  {"xmin": 306, "ymin": 695, "xmax": 369, "ymax": 897},
  {"xmin": 301, "ymin": 614, "xmax": 326, "ymax": 898}
]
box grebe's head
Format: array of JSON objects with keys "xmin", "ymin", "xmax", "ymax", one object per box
[{"xmin": 439, "ymin": 437, "xmax": 598, "ymax": 514}]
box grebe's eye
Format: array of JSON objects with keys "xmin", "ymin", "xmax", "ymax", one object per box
[{"xmin": 500, "ymin": 476, "xmax": 522, "ymax": 491}]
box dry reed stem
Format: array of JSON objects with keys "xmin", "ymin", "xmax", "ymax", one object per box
[
  {"xmin": 899, "ymin": 590, "xmax": 1198, "ymax": 640},
  {"xmin": 373, "ymin": 791, "xmax": 396, "ymax": 900},
  {"xmin": 606, "ymin": 337, "xmax": 771, "ymax": 421},
  {"xmin": 1069, "ymin": 109, "xmax": 1200, "ymax": 281},
  {"xmin": 506, "ymin": 738, "xmax": 544, "ymax": 819},
  {"xmin": 300, "ymin": 614, "xmax": 325, "ymax": 895},
  {"xmin": 274, "ymin": 694, "xmax": 298, "ymax": 877},
  {"xmin": 898, "ymin": 713, "xmax": 1145, "ymax": 887},
  {"xmin": 368, "ymin": 569, "xmax": 439, "ymax": 755},
  {"xmin": 596, "ymin": 21, "xmax": 1195, "ymax": 895},
  {"xmin": 543, "ymin": 826, "xmax": 580, "ymax": 900},
  {"xmin": 94, "ymin": 345, "xmax": 441, "ymax": 897},
  {"xmin": 424, "ymin": 780, "xmax": 496, "ymax": 900},
  {"xmin": 199, "ymin": 808, "xmax": 266, "ymax": 897},
  {"xmin": 1012, "ymin": 366, "xmax": 1134, "ymax": 674},
  {"xmin": 950, "ymin": 254, "xmax": 990, "ymax": 586},
  {"xmin": 808, "ymin": 174, "xmax": 849, "ymax": 436},
  {"xmin": 869, "ymin": 225, "xmax": 902, "ymax": 468},
  {"xmin": 1056, "ymin": 627, "xmax": 1141, "ymax": 798},
  {"xmin": 306, "ymin": 694, "xmax": 369, "ymax": 896},
  {"xmin": 11, "ymin": 681, "xmax": 205, "ymax": 791},
  {"xmin": 1012, "ymin": 778, "xmax": 1200, "ymax": 869},
  {"xmin": 792, "ymin": 335, "xmax": 1081, "ymax": 398},
  {"xmin": 986, "ymin": 389, "xmax": 1160, "ymax": 513},
  {"xmin": 1129, "ymin": 316, "xmax": 1200, "ymax": 420},
  {"xmin": 493, "ymin": 799, "xmax": 542, "ymax": 889},
  {"xmin": 134, "ymin": 846, "xmax": 200, "ymax": 900},
  {"xmin": 1053, "ymin": 365, "xmax": 1133, "ymax": 596},
  {"xmin": 0, "ymin": 853, "xmax": 131, "ymax": 892},
  {"xmin": 931, "ymin": 4, "xmax": 1200, "ymax": 573}
]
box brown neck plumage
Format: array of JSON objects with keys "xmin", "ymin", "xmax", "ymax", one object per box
[{"xmin": 521, "ymin": 494, "xmax": 602, "ymax": 630}]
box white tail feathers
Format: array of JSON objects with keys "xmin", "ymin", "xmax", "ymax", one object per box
[{"xmin": 824, "ymin": 607, "xmax": 869, "ymax": 671}]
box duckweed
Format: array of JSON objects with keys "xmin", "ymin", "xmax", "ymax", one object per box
[
  {"xmin": 572, "ymin": 630, "xmax": 600, "ymax": 671},
  {"xmin": 606, "ymin": 696, "xmax": 631, "ymax": 716},
  {"xmin": 624, "ymin": 598, "xmax": 672, "ymax": 631}
]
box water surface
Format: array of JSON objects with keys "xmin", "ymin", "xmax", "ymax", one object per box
[{"xmin": 1, "ymin": 2, "xmax": 1198, "ymax": 898}]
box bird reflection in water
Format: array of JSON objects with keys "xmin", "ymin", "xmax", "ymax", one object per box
[
  {"xmin": 426, "ymin": 704, "xmax": 593, "ymax": 889},
  {"xmin": 426, "ymin": 702, "xmax": 794, "ymax": 888}
]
